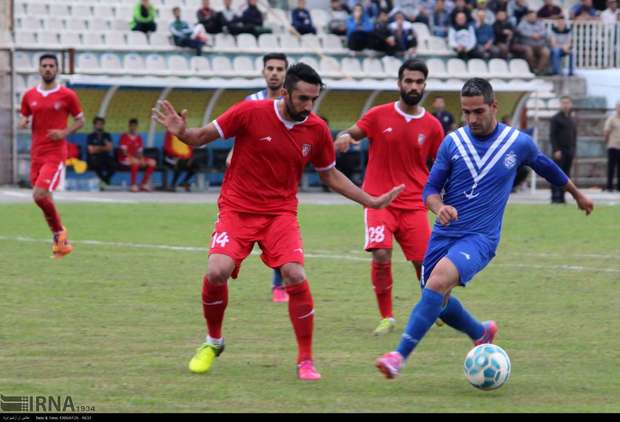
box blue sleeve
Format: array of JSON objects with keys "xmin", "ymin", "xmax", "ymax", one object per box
[
  {"xmin": 423, "ymin": 137, "xmax": 452, "ymax": 204},
  {"xmin": 523, "ymin": 137, "xmax": 569, "ymax": 187}
]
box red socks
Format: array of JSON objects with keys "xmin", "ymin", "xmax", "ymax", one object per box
[
  {"xmin": 142, "ymin": 164, "xmax": 155, "ymax": 186},
  {"xmin": 34, "ymin": 195, "xmax": 63, "ymax": 233},
  {"xmin": 285, "ymin": 280, "xmax": 314, "ymax": 363},
  {"xmin": 371, "ymin": 261, "xmax": 393, "ymax": 319},
  {"xmin": 201, "ymin": 276, "xmax": 228, "ymax": 339},
  {"xmin": 130, "ymin": 164, "xmax": 138, "ymax": 185}
]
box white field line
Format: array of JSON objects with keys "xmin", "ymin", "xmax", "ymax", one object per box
[
  {"xmin": 1, "ymin": 235, "xmax": 619, "ymax": 274},
  {"xmin": 0, "ymin": 190, "xmax": 138, "ymax": 204}
]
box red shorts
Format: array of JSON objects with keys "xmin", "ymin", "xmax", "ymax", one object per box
[
  {"xmin": 208, "ymin": 210, "xmax": 304, "ymax": 279},
  {"xmin": 364, "ymin": 206, "xmax": 431, "ymax": 262},
  {"xmin": 30, "ymin": 160, "xmax": 64, "ymax": 192}
]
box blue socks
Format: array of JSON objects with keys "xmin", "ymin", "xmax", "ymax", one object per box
[
  {"xmin": 272, "ymin": 269, "xmax": 283, "ymax": 288},
  {"xmin": 438, "ymin": 296, "xmax": 484, "ymax": 341},
  {"xmin": 396, "ymin": 288, "xmax": 444, "ymax": 360}
]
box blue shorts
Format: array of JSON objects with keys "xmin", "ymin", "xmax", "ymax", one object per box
[{"xmin": 420, "ymin": 233, "xmax": 496, "ymax": 287}]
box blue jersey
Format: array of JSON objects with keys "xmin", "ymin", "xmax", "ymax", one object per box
[
  {"xmin": 423, "ymin": 123, "xmax": 568, "ymax": 249},
  {"xmin": 246, "ymin": 89, "xmax": 268, "ymax": 101}
]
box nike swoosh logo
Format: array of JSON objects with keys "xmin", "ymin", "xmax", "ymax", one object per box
[
  {"xmin": 383, "ymin": 127, "xmax": 393, "ymax": 133},
  {"xmin": 259, "ymin": 136, "xmax": 272, "ymax": 142},
  {"xmin": 460, "ymin": 252, "xmax": 471, "ymax": 260}
]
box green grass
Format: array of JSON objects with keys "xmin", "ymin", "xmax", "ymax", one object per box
[{"xmin": 1, "ymin": 202, "xmax": 619, "ymax": 412}]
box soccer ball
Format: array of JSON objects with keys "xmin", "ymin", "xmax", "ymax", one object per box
[{"xmin": 464, "ymin": 344, "xmax": 511, "ymax": 390}]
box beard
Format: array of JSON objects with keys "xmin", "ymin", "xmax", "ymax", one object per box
[
  {"xmin": 42, "ymin": 73, "xmax": 56, "ymax": 84},
  {"xmin": 400, "ymin": 89, "xmax": 423, "ymax": 106},
  {"xmin": 267, "ymin": 80, "xmax": 282, "ymax": 91},
  {"xmin": 285, "ymin": 99, "xmax": 309, "ymax": 122}
]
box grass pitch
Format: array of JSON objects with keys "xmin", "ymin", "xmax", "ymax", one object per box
[{"xmin": 0, "ymin": 201, "xmax": 618, "ymax": 412}]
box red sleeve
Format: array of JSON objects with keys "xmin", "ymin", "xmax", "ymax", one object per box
[
  {"xmin": 20, "ymin": 91, "xmax": 31, "ymax": 116},
  {"xmin": 119, "ymin": 134, "xmax": 128, "ymax": 148},
  {"xmin": 214, "ymin": 100, "xmax": 252, "ymax": 139},
  {"xmin": 428, "ymin": 116, "xmax": 445, "ymax": 161},
  {"xmin": 312, "ymin": 121, "xmax": 336, "ymax": 172},
  {"xmin": 67, "ymin": 89, "xmax": 83, "ymax": 118},
  {"xmin": 356, "ymin": 106, "xmax": 377, "ymax": 140},
  {"xmin": 137, "ymin": 136, "xmax": 144, "ymax": 151}
]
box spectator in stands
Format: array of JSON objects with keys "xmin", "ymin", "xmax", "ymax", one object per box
[
  {"xmin": 517, "ymin": 10, "xmax": 550, "ymax": 75},
  {"xmin": 217, "ymin": 0, "xmax": 243, "ymax": 34},
  {"xmin": 347, "ymin": 3, "xmax": 375, "ymax": 51},
  {"xmin": 86, "ymin": 116, "xmax": 115, "ymax": 190},
  {"xmin": 450, "ymin": 0, "xmax": 474, "ymax": 26},
  {"xmin": 604, "ymin": 101, "xmax": 620, "ymax": 191},
  {"xmin": 170, "ymin": 7, "xmax": 207, "ymax": 56},
  {"xmin": 474, "ymin": 8, "xmax": 500, "ymax": 58},
  {"xmin": 131, "ymin": 0, "xmax": 157, "ymax": 34},
  {"xmin": 389, "ymin": 11, "xmax": 419, "ymax": 57},
  {"xmin": 601, "ymin": 0, "xmax": 620, "ymax": 23},
  {"xmin": 488, "ymin": 0, "xmax": 509, "ymax": 14},
  {"xmin": 472, "ymin": 0, "xmax": 495, "ymax": 25},
  {"xmin": 507, "ymin": 0, "xmax": 529, "ymax": 25},
  {"xmin": 118, "ymin": 118, "xmax": 156, "ymax": 193},
  {"xmin": 571, "ymin": 0, "xmax": 601, "ymax": 20},
  {"xmin": 390, "ymin": 0, "xmax": 431, "ymax": 25},
  {"xmin": 371, "ymin": 9, "xmax": 398, "ymax": 53},
  {"xmin": 292, "ymin": 0, "xmax": 317, "ymax": 35},
  {"xmin": 163, "ymin": 127, "xmax": 200, "ymax": 192},
  {"xmin": 431, "ymin": 0, "xmax": 453, "ymax": 37},
  {"xmin": 549, "ymin": 96, "xmax": 577, "ymax": 204},
  {"xmin": 197, "ymin": 0, "xmax": 223, "ymax": 34},
  {"xmin": 448, "ymin": 11, "xmax": 479, "ymax": 59},
  {"xmin": 240, "ymin": 0, "xmax": 272, "ymax": 36},
  {"xmin": 550, "ymin": 16, "xmax": 574, "ymax": 76},
  {"xmin": 537, "ymin": 0, "xmax": 563, "ymax": 20},
  {"xmin": 328, "ymin": 0, "xmax": 351, "ymax": 36},
  {"xmin": 431, "ymin": 96, "xmax": 456, "ymax": 134},
  {"xmin": 492, "ymin": 9, "xmax": 518, "ymax": 58},
  {"xmin": 372, "ymin": 0, "xmax": 395, "ymax": 14}
]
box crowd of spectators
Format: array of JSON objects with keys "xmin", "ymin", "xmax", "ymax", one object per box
[{"xmin": 126, "ymin": 0, "xmax": 620, "ymax": 74}]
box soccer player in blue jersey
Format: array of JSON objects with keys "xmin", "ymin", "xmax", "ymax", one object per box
[
  {"xmin": 226, "ymin": 52, "xmax": 290, "ymax": 302},
  {"xmin": 376, "ymin": 78, "xmax": 594, "ymax": 378}
]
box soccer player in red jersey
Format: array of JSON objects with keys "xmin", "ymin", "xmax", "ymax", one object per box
[
  {"xmin": 19, "ymin": 54, "xmax": 84, "ymax": 259},
  {"xmin": 334, "ymin": 59, "xmax": 445, "ymax": 336},
  {"xmin": 153, "ymin": 63, "xmax": 404, "ymax": 380},
  {"xmin": 118, "ymin": 118, "xmax": 157, "ymax": 192}
]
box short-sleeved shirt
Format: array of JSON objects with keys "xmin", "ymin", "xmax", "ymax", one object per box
[
  {"xmin": 357, "ymin": 102, "xmax": 445, "ymax": 210},
  {"xmin": 214, "ymin": 99, "xmax": 336, "ymax": 215},
  {"xmin": 20, "ymin": 84, "xmax": 83, "ymax": 162},
  {"xmin": 86, "ymin": 131, "xmax": 113, "ymax": 157},
  {"xmin": 604, "ymin": 114, "xmax": 620, "ymax": 150},
  {"xmin": 118, "ymin": 133, "xmax": 144, "ymax": 161}
]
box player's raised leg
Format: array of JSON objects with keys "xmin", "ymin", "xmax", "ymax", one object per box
[
  {"xmin": 280, "ymin": 263, "xmax": 320, "ymax": 380},
  {"xmin": 188, "ymin": 253, "xmax": 234, "ymax": 374}
]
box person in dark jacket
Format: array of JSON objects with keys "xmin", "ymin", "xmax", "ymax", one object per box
[
  {"xmin": 550, "ymin": 96, "xmax": 578, "ymax": 203},
  {"xmin": 292, "ymin": 0, "xmax": 317, "ymax": 34}
]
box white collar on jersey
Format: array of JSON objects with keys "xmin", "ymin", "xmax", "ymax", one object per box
[
  {"xmin": 274, "ymin": 100, "xmax": 308, "ymax": 130},
  {"xmin": 36, "ymin": 83, "xmax": 62, "ymax": 97},
  {"xmin": 394, "ymin": 101, "xmax": 425, "ymax": 123}
]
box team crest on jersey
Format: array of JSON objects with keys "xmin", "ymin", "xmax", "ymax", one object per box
[
  {"xmin": 31, "ymin": 101, "xmax": 38, "ymax": 108},
  {"xmin": 53, "ymin": 101, "xmax": 62, "ymax": 111},
  {"xmin": 418, "ymin": 133, "xmax": 426, "ymax": 145},
  {"xmin": 302, "ymin": 144, "xmax": 312, "ymax": 157},
  {"xmin": 504, "ymin": 151, "xmax": 517, "ymax": 169}
]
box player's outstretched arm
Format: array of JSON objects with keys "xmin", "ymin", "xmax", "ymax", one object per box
[
  {"xmin": 334, "ymin": 125, "xmax": 366, "ymax": 153},
  {"xmin": 319, "ymin": 167, "xmax": 404, "ymax": 209},
  {"xmin": 152, "ymin": 100, "xmax": 220, "ymax": 147},
  {"xmin": 564, "ymin": 179, "xmax": 594, "ymax": 215}
]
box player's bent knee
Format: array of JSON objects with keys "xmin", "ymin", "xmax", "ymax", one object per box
[
  {"xmin": 206, "ymin": 267, "xmax": 232, "ymax": 284},
  {"xmin": 372, "ymin": 248, "xmax": 391, "ymax": 263},
  {"xmin": 425, "ymin": 258, "xmax": 460, "ymax": 294},
  {"xmin": 280, "ymin": 263, "xmax": 306, "ymax": 285},
  {"xmin": 33, "ymin": 189, "xmax": 50, "ymax": 201}
]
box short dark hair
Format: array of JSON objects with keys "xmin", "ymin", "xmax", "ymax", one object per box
[
  {"xmin": 398, "ymin": 59, "xmax": 428, "ymax": 81},
  {"xmin": 129, "ymin": 118, "xmax": 138, "ymax": 125},
  {"xmin": 560, "ymin": 95, "xmax": 572, "ymax": 101},
  {"xmin": 284, "ymin": 62, "xmax": 323, "ymax": 93},
  {"xmin": 39, "ymin": 54, "xmax": 58, "ymax": 66},
  {"xmin": 93, "ymin": 116, "xmax": 105, "ymax": 125},
  {"xmin": 461, "ymin": 78, "xmax": 495, "ymax": 104},
  {"xmin": 262, "ymin": 53, "xmax": 288, "ymax": 68}
]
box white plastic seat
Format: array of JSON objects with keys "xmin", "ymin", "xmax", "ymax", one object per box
[
  {"xmin": 319, "ymin": 34, "xmax": 344, "ymax": 53},
  {"xmin": 341, "ymin": 57, "xmax": 364, "ymax": 78},
  {"xmin": 65, "ymin": 18, "xmax": 88, "ymax": 32},
  {"xmin": 488, "ymin": 58, "xmax": 511, "ymax": 78},
  {"xmin": 526, "ymin": 98, "xmax": 546, "ymax": 109},
  {"xmin": 49, "ymin": 3, "xmax": 70, "ymax": 17},
  {"xmin": 232, "ymin": 56, "xmax": 257, "ymax": 77},
  {"xmin": 37, "ymin": 32, "xmax": 59, "ymax": 47},
  {"xmin": 76, "ymin": 53, "xmax": 99, "ymax": 73},
  {"xmin": 309, "ymin": 9, "xmax": 328, "ymax": 32},
  {"xmin": 319, "ymin": 56, "xmax": 341, "ymax": 78},
  {"xmin": 169, "ymin": 55, "xmax": 190, "ymax": 74},
  {"xmin": 14, "ymin": 51, "xmax": 33, "ymax": 72},
  {"xmin": 214, "ymin": 33, "xmax": 237, "ymax": 51},
  {"xmin": 27, "ymin": 74, "xmax": 41, "ymax": 88},
  {"xmin": 90, "ymin": 19, "xmax": 109, "ymax": 32},
  {"xmin": 190, "ymin": 56, "xmax": 212, "ymax": 74},
  {"xmin": 467, "ymin": 58, "xmax": 489, "ymax": 78},
  {"xmin": 546, "ymin": 98, "xmax": 561, "ymax": 109},
  {"xmin": 412, "ymin": 22, "xmax": 431, "ymax": 42},
  {"xmin": 14, "ymin": 74, "xmax": 26, "ymax": 94},
  {"xmin": 446, "ymin": 58, "xmax": 469, "ymax": 78},
  {"xmin": 18, "ymin": 18, "xmax": 43, "ymax": 31},
  {"xmin": 15, "ymin": 31, "xmax": 38, "ymax": 47},
  {"xmin": 298, "ymin": 56, "xmax": 319, "ymax": 71},
  {"xmin": 279, "ymin": 34, "xmax": 302, "ymax": 51},
  {"xmin": 45, "ymin": 17, "xmax": 65, "ymax": 32},
  {"xmin": 236, "ymin": 33, "xmax": 258, "ymax": 52},
  {"xmin": 71, "ymin": 4, "xmax": 92, "ymax": 18},
  {"xmin": 115, "ymin": 5, "xmax": 135, "ymax": 20},
  {"xmin": 104, "ymin": 31, "xmax": 126, "ymax": 48},
  {"xmin": 258, "ymin": 33, "xmax": 278, "ymax": 50},
  {"xmin": 426, "ymin": 58, "xmax": 447, "ymax": 78},
  {"xmin": 362, "ymin": 57, "xmax": 385, "ymax": 78},
  {"xmin": 382, "ymin": 56, "xmax": 402, "ymax": 77},
  {"xmin": 127, "ymin": 31, "xmax": 149, "ymax": 47},
  {"xmin": 27, "ymin": 3, "xmax": 48, "ymax": 16},
  {"xmin": 145, "ymin": 54, "xmax": 168, "ymax": 74},
  {"xmin": 149, "ymin": 32, "xmax": 171, "ymax": 47},
  {"xmin": 509, "ymin": 58, "xmax": 534, "ymax": 78},
  {"xmin": 300, "ymin": 33, "xmax": 321, "ymax": 52},
  {"xmin": 59, "ymin": 32, "xmax": 81, "ymax": 47},
  {"xmin": 111, "ymin": 18, "xmax": 131, "ymax": 31},
  {"xmin": 100, "ymin": 53, "xmax": 123, "ymax": 74},
  {"xmin": 428, "ymin": 36, "xmax": 450, "ymax": 54},
  {"xmin": 123, "ymin": 53, "xmax": 146, "ymax": 74},
  {"xmin": 211, "ymin": 56, "xmax": 234, "ymax": 75},
  {"xmin": 83, "ymin": 32, "xmax": 104, "ymax": 48}
]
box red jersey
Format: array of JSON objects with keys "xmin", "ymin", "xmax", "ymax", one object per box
[
  {"xmin": 20, "ymin": 84, "xmax": 83, "ymax": 162},
  {"xmin": 214, "ymin": 99, "xmax": 336, "ymax": 215},
  {"xmin": 357, "ymin": 102, "xmax": 444, "ymax": 210},
  {"xmin": 118, "ymin": 133, "xmax": 144, "ymax": 161}
]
